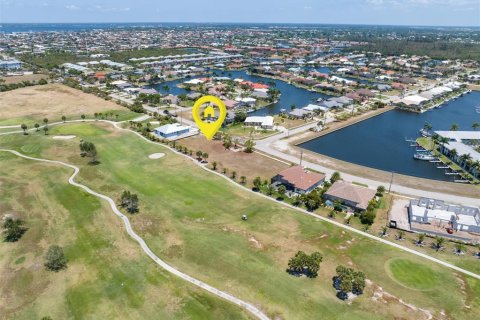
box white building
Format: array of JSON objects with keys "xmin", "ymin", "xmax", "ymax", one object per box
[{"xmin": 244, "ymin": 116, "xmax": 274, "ymax": 130}]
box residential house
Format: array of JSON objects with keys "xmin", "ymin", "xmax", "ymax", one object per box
[
  {"xmin": 272, "ymin": 166, "xmax": 325, "ymax": 194},
  {"xmin": 324, "ymin": 181, "xmax": 376, "ymax": 211}
]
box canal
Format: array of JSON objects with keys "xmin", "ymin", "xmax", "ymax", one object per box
[
  {"xmin": 299, "ymin": 91, "xmax": 480, "ymax": 181},
  {"xmin": 148, "ymin": 69, "xmax": 331, "ymax": 116}
]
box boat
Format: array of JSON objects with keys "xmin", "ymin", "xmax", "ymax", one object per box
[
  {"xmin": 419, "ymin": 128, "xmax": 432, "ymax": 137},
  {"xmin": 246, "ymin": 108, "xmax": 255, "ymax": 113},
  {"xmin": 413, "ymin": 153, "xmax": 436, "ymax": 161}
]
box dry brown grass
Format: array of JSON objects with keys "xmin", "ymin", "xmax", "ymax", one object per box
[
  {"xmin": 0, "ymin": 74, "xmax": 48, "ymax": 84},
  {"xmin": 179, "ymin": 135, "xmax": 290, "ymax": 186},
  {"xmin": 0, "ymin": 83, "xmax": 124, "ymax": 121}
]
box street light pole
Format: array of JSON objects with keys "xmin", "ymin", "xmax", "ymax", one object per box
[{"xmin": 388, "ymin": 171, "xmax": 395, "ymax": 193}]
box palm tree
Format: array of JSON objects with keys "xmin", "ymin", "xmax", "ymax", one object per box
[
  {"xmin": 423, "ymin": 122, "xmax": 432, "ymax": 131},
  {"xmin": 472, "ymin": 122, "xmax": 480, "ymax": 131},
  {"xmin": 231, "ymin": 171, "xmax": 237, "ymax": 180},
  {"xmin": 240, "ymin": 176, "xmax": 246, "ymax": 184},
  {"xmin": 416, "ymin": 233, "xmax": 425, "ymax": 246},
  {"xmin": 459, "ymin": 154, "xmax": 472, "ymax": 169},
  {"xmin": 434, "ymin": 236, "xmax": 445, "ymax": 251},
  {"xmin": 20, "ymin": 124, "xmax": 28, "ymax": 135},
  {"xmin": 267, "ymin": 184, "xmax": 275, "ymax": 196},
  {"xmin": 449, "ymin": 148, "xmax": 458, "ymax": 160},
  {"xmin": 212, "ymin": 161, "xmax": 217, "ymax": 170},
  {"xmin": 396, "ymin": 230, "xmax": 405, "ymax": 240},
  {"xmin": 450, "ymin": 123, "xmax": 459, "ymax": 131},
  {"xmin": 195, "ymin": 150, "xmax": 203, "ymax": 161},
  {"xmin": 454, "ymin": 243, "xmax": 466, "ymax": 255}
]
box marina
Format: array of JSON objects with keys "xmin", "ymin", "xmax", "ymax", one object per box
[{"xmin": 299, "ymin": 91, "xmax": 480, "ymax": 182}]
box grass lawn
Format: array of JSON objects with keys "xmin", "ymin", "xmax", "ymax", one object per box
[
  {"xmin": 386, "ymin": 258, "xmax": 442, "ymax": 291},
  {"xmin": 0, "ymin": 122, "xmax": 479, "ymax": 319},
  {"xmin": 0, "ymin": 152, "xmax": 250, "ymax": 320}
]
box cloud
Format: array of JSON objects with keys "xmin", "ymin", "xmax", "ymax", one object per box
[
  {"xmin": 91, "ymin": 5, "xmax": 131, "ymax": 12},
  {"xmin": 65, "ymin": 4, "xmax": 80, "ymax": 10}
]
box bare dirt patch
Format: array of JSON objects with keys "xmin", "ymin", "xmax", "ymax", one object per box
[
  {"xmin": 369, "ymin": 280, "xmax": 435, "ymax": 320},
  {"xmin": 0, "ymin": 83, "xmax": 124, "ymax": 121}
]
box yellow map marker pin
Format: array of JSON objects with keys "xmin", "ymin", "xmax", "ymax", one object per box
[{"xmin": 192, "ymin": 95, "xmax": 227, "ymax": 140}]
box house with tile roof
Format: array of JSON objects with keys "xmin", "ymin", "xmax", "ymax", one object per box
[
  {"xmin": 272, "ymin": 166, "xmax": 325, "ymax": 194},
  {"xmin": 324, "ymin": 181, "xmax": 376, "ymax": 211}
]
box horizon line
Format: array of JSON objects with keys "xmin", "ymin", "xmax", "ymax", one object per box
[{"xmin": 1, "ymin": 21, "xmax": 479, "ymax": 28}]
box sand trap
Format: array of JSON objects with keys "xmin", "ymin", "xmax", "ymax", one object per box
[
  {"xmin": 52, "ymin": 135, "xmax": 76, "ymax": 140},
  {"xmin": 149, "ymin": 153, "xmax": 165, "ymax": 159}
]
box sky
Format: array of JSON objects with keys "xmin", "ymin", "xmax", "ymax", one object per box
[{"xmin": 1, "ymin": 0, "xmax": 479, "ymax": 27}]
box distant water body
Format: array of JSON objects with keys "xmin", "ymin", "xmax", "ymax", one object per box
[{"xmin": 3, "ymin": 23, "xmax": 478, "ymax": 33}]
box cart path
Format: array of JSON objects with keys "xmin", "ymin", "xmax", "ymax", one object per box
[
  {"xmin": 0, "ymin": 120, "xmax": 480, "ymax": 298},
  {"xmin": 0, "ymin": 148, "xmax": 270, "ymax": 320}
]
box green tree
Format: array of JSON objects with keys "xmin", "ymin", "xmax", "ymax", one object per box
[
  {"xmin": 287, "ymin": 251, "xmax": 323, "ymax": 278},
  {"xmin": 277, "ymin": 185, "xmax": 287, "ymax": 199},
  {"xmin": 202, "ymin": 152, "xmax": 209, "ymax": 162},
  {"xmin": 20, "ymin": 123, "xmax": 28, "ymax": 135},
  {"xmin": 2, "ymin": 218, "xmax": 28, "ymax": 242},
  {"xmin": 34, "ymin": 123, "xmax": 40, "ymax": 131},
  {"xmin": 43, "ymin": 126, "xmax": 49, "ymax": 135},
  {"xmin": 434, "ymin": 236, "xmax": 445, "ymax": 251},
  {"xmin": 196, "ymin": 150, "xmax": 203, "ymax": 160},
  {"xmin": 79, "ymin": 141, "xmax": 98, "ymax": 164},
  {"xmin": 81, "ymin": 114, "xmax": 86, "ymax": 121},
  {"xmin": 267, "ymin": 184, "xmax": 275, "ymax": 196},
  {"xmin": 120, "ymin": 190, "xmax": 139, "ymax": 214},
  {"xmin": 43, "ymin": 118, "xmax": 48, "ymax": 125},
  {"xmin": 231, "ymin": 171, "xmax": 237, "ymax": 180},
  {"xmin": 61, "ymin": 115, "xmax": 66, "ymax": 123},
  {"xmin": 212, "ymin": 161, "xmax": 217, "ymax": 171},
  {"xmin": 330, "ymin": 171, "xmax": 341, "ymax": 183},
  {"xmin": 240, "ymin": 176, "xmax": 247, "ymax": 184},
  {"xmin": 450, "ymin": 123, "xmax": 459, "ymax": 131},
  {"xmin": 44, "ymin": 245, "xmax": 68, "ymax": 271},
  {"xmin": 376, "ymin": 185, "xmax": 386, "ymax": 195},
  {"xmin": 253, "ymin": 176, "xmax": 262, "ymax": 191},
  {"xmin": 244, "ymin": 139, "xmax": 255, "ymax": 153},
  {"xmin": 472, "ymin": 122, "xmax": 480, "ymax": 131},
  {"xmin": 360, "ymin": 210, "xmax": 376, "ymax": 225}
]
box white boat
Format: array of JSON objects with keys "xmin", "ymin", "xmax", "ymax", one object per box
[
  {"xmin": 419, "ymin": 128, "xmax": 432, "ymax": 137},
  {"xmin": 414, "ymin": 153, "xmax": 436, "ymax": 161}
]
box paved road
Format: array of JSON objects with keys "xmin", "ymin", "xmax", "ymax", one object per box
[
  {"xmin": 0, "ymin": 148, "xmax": 270, "ymax": 320},
  {"xmin": 255, "ymin": 125, "xmax": 480, "ymax": 207}
]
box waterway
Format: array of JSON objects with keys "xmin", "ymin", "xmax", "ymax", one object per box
[
  {"xmin": 148, "ymin": 69, "xmax": 331, "ymax": 116},
  {"xmin": 299, "ymin": 91, "xmax": 480, "ymax": 181}
]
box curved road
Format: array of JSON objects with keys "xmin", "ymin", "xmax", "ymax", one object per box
[{"xmin": 0, "ymin": 148, "xmax": 270, "ymax": 320}]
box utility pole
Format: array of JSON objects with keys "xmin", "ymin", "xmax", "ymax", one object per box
[
  {"xmin": 299, "ymin": 151, "xmax": 303, "ymax": 166},
  {"xmin": 388, "ymin": 171, "xmax": 395, "ymax": 193}
]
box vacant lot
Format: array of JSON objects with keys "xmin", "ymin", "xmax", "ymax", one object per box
[
  {"xmin": 0, "ymin": 83, "xmax": 134, "ymax": 126},
  {"xmin": 0, "ymin": 73, "xmax": 48, "ymax": 84},
  {"xmin": 179, "ymin": 134, "xmax": 289, "ymax": 186},
  {"xmin": 1, "ymin": 122, "xmax": 478, "ymax": 319}
]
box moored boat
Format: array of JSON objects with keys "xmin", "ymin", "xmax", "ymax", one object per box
[{"xmin": 414, "ymin": 153, "xmax": 436, "ymax": 161}]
